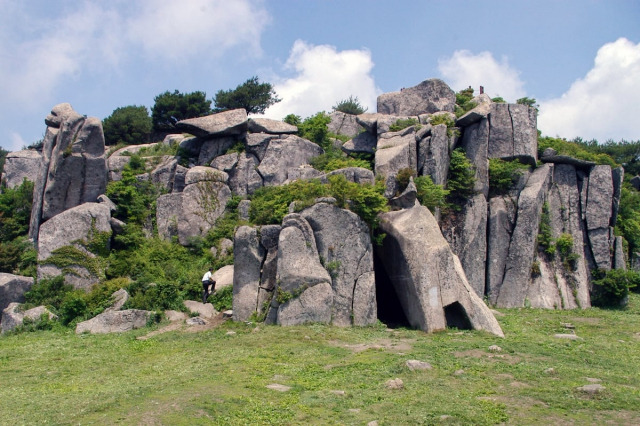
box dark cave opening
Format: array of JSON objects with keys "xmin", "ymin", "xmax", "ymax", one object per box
[
  {"xmin": 373, "ymin": 251, "xmax": 410, "ymax": 328},
  {"xmin": 444, "ymin": 301, "xmax": 472, "ymax": 330}
]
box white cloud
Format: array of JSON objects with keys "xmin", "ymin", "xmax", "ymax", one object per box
[
  {"xmin": 437, "ymin": 50, "xmax": 526, "ymax": 101},
  {"xmin": 538, "ymin": 38, "xmax": 640, "ymax": 141},
  {"xmin": 127, "ymin": 0, "xmax": 269, "ymax": 60},
  {"xmin": 260, "ymin": 40, "xmax": 380, "ymax": 120},
  {"xmin": 0, "ymin": 2, "xmax": 122, "ymax": 110}
]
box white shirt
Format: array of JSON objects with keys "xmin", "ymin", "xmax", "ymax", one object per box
[{"xmin": 202, "ymin": 271, "xmax": 213, "ymax": 282}]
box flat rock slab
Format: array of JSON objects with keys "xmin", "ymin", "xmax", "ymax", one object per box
[
  {"xmin": 75, "ymin": 309, "xmax": 151, "ymax": 334},
  {"xmin": 554, "ymin": 333, "xmax": 583, "ymax": 340},
  {"xmin": 184, "ymin": 300, "xmax": 216, "ymax": 318},
  {"xmin": 405, "ymin": 360, "xmax": 433, "ymax": 371}
]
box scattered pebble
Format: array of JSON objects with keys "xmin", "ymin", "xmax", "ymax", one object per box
[
  {"xmin": 266, "ymin": 383, "xmax": 291, "ymax": 392},
  {"xmin": 576, "ymin": 384, "xmax": 605, "ymax": 394},
  {"xmin": 348, "ymin": 408, "xmax": 361, "ymax": 413},
  {"xmin": 385, "ymin": 378, "xmax": 404, "ymax": 390},
  {"xmin": 440, "ymin": 415, "xmax": 452, "ymax": 420},
  {"xmin": 222, "ymin": 310, "xmax": 233, "ymax": 318},
  {"xmin": 488, "ymin": 345, "xmax": 502, "ymax": 352},
  {"xmin": 586, "ymin": 377, "xmax": 602, "ymax": 383},
  {"xmin": 252, "ymin": 327, "xmax": 260, "ymax": 333},
  {"xmin": 544, "ymin": 368, "xmax": 556, "ymax": 374},
  {"xmin": 554, "ymin": 333, "xmax": 582, "ymax": 340},
  {"xmin": 454, "ymin": 369, "xmax": 465, "ymax": 376},
  {"xmin": 331, "ymin": 390, "xmax": 346, "ymax": 396},
  {"xmin": 561, "ymin": 322, "xmax": 575, "ymax": 329},
  {"xmin": 367, "ymin": 421, "xmax": 379, "ymax": 426},
  {"xmin": 225, "ymin": 331, "xmax": 236, "ymax": 336},
  {"xmin": 406, "ymin": 360, "xmax": 433, "ymax": 371},
  {"xmin": 304, "ymin": 335, "xmax": 310, "ymax": 340}
]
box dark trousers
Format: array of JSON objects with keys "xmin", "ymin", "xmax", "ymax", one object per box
[{"xmin": 202, "ymin": 281, "xmax": 211, "ymax": 304}]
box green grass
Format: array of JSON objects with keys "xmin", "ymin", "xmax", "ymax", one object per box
[{"xmin": 1, "ymin": 294, "xmax": 640, "ymax": 425}]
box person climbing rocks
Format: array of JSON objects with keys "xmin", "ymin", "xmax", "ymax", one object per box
[{"xmin": 202, "ymin": 267, "xmax": 216, "ymax": 304}]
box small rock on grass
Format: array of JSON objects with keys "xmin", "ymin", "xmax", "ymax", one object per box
[
  {"xmin": 576, "ymin": 384, "xmax": 605, "ymax": 394},
  {"xmin": 385, "ymin": 378, "xmax": 404, "ymax": 390},
  {"xmin": 586, "ymin": 377, "xmax": 602, "ymax": 383},
  {"xmin": 488, "ymin": 345, "xmax": 502, "ymax": 352},
  {"xmin": 454, "ymin": 369, "xmax": 465, "ymax": 376},
  {"xmin": 186, "ymin": 317, "xmax": 207, "ymax": 326},
  {"xmin": 406, "ymin": 360, "xmax": 433, "ymax": 371},
  {"xmin": 554, "ymin": 333, "xmax": 582, "ymax": 340}
]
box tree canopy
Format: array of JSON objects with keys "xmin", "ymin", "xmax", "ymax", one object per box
[
  {"xmin": 213, "ymin": 77, "xmax": 281, "ymax": 114},
  {"xmin": 332, "ymin": 96, "xmax": 368, "ymax": 115},
  {"xmin": 151, "ymin": 90, "xmax": 212, "ymax": 131},
  {"xmin": 102, "ymin": 105, "xmax": 152, "ymax": 146}
]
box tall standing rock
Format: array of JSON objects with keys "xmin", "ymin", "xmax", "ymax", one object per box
[
  {"xmin": 487, "ymin": 103, "xmax": 537, "ymax": 165},
  {"xmin": 233, "ymin": 226, "xmax": 265, "ymax": 322},
  {"xmin": 29, "ymin": 104, "xmax": 107, "ymax": 242},
  {"xmin": 492, "ymin": 164, "xmax": 553, "ymax": 307},
  {"xmin": 585, "ymin": 165, "xmax": 614, "ymax": 270},
  {"xmin": 301, "ymin": 202, "xmax": 377, "ymax": 326}
]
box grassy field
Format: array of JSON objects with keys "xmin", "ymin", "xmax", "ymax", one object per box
[{"xmin": 1, "ymin": 294, "xmax": 639, "ymax": 425}]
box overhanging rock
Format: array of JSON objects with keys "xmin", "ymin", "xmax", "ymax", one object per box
[{"xmin": 377, "ymin": 204, "xmax": 504, "ymax": 337}]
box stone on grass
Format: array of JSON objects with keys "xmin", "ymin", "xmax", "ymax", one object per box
[
  {"xmin": 554, "ymin": 333, "xmax": 582, "ymax": 340},
  {"xmin": 385, "ymin": 378, "xmax": 404, "ymax": 390},
  {"xmin": 186, "ymin": 317, "xmax": 207, "ymax": 326},
  {"xmin": 576, "ymin": 384, "xmax": 605, "ymax": 394},
  {"xmin": 266, "ymin": 383, "xmax": 291, "ymax": 392},
  {"xmin": 405, "ymin": 360, "xmax": 433, "ymax": 371},
  {"xmin": 75, "ymin": 309, "xmax": 151, "ymax": 334},
  {"xmin": 184, "ymin": 300, "xmax": 216, "ymax": 318}
]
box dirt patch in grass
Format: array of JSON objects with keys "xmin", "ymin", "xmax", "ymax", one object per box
[
  {"xmin": 328, "ymin": 338, "xmax": 415, "ymax": 353},
  {"xmin": 138, "ymin": 313, "xmax": 229, "ymax": 340}
]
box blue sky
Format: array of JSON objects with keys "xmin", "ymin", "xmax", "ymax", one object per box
[{"xmin": 1, "ymin": 0, "xmax": 639, "ymax": 152}]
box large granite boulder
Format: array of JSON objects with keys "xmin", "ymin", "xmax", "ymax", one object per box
[
  {"xmin": 341, "ymin": 131, "xmax": 377, "ymax": 155},
  {"xmin": 328, "ymin": 111, "xmax": 363, "ymax": 138},
  {"xmin": 75, "ymin": 309, "xmax": 151, "ymax": 334},
  {"xmin": 326, "ymin": 167, "xmax": 375, "ymax": 185},
  {"xmin": 301, "ymin": 202, "xmax": 377, "ymax": 326},
  {"xmin": 248, "ymin": 118, "xmax": 297, "ymax": 134},
  {"xmin": 0, "ymin": 274, "xmax": 34, "ymax": 314},
  {"xmin": 1, "ymin": 150, "xmax": 41, "ymax": 188},
  {"xmin": 37, "ymin": 202, "xmax": 112, "ymax": 289},
  {"xmin": 487, "ymin": 103, "xmax": 537, "ymax": 165},
  {"xmin": 198, "ymin": 136, "xmax": 237, "ymax": 165},
  {"xmin": 156, "ymin": 171, "xmax": 231, "ymax": 245},
  {"xmin": 375, "ymin": 127, "xmax": 417, "ymax": 196},
  {"xmin": 2, "ymin": 303, "xmax": 57, "ymax": 333},
  {"xmin": 228, "ymin": 153, "xmax": 263, "ymax": 196},
  {"xmin": 272, "ymin": 214, "xmax": 333, "ymax": 326},
  {"xmin": 29, "ymin": 105, "xmax": 108, "ymax": 241},
  {"xmin": 377, "ymin": 79, "xmax": 456, "ymax": 116},
  {"xmin": 376, "ymin": 204, "xmax": 503, "ymax": 337},
  {"xmin": 257, "ymin": 135, "xmax": 324, "ymax": 186},
  {"xmin": 212, "ymin": 264, "xmax": 234, "ymax": 289},
  {"xmin": 175, "ymin": 109, "xmax": 248, "ymax": 138}
]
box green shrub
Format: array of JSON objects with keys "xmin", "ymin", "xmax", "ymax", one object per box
[
  {"xmin": 454, "ymin": 87, "xmax": 477, "ymax": 118},
  {"xmin": 297, "ymin": 112, "xmax": 331, "ymax": 148},
  {"xmin": 209, "ymin": 285, "xmax": 233, "ymax": 312},
  {"xmin": 516, "ymin": 97, "xmax": 539, "ymax": 112},
  {"xmin": 332, "ymin": 96, "xmax": 368, "ymax": 115},
  {"xmin": 152, "ymin": 90, "xmax": 212, "ymax": 131},
  {"xmin": 106, "ymin": 159, "xmax": 162, "ymax": 226},
  {"xmin": 556, "ymin": 233, "xmax": 574, "ymax": 257},
  {"xmin": 327, "ymin": 174, "xmax": 389, "ymax": 230},
  {"xmin": 446, "ymin": 148, "xmax": 476, "ymax": 207},
  {"xmin": 59, "ymin": 291, "xmax": 88, "ymax": 325},
  {"xmin": 396, "ymin": 168, "xmax": 416, "ymax": 192},
  {"xmin": 492, "ymin": 96, "xmax": 506, "ymax": 103},
  {"xmin": 24, "ymin": 275, "xmax": 73, "ymax": 311},
  {"xmin": 0, "ymin": 179, "xmax": 34, "ymax": 242},
  {"xmin": 538, "ymin": 136, "xmax": 617, "ymax": 166},
  {"xmin": 213, "ymin": 76, "xmax": 281, "ymax": 115},
  {"xmin": 591, "ymin": 269, "xmax": 640, "ymax": 307},
  {"xmin": 537, "ymin": 202, "xmax": 556, "ymax": 257},
  {"xmin": 0, "ymin": 237, "xmax": 37, "ymax": 275},
  {"xmin": 389, "ymin": 118, "xmax": 419, "ymax": 132},
  {"xmin": 488, "ymin": 158, "xmax": 529, "ymax": 196},
  {"xmin": 249, "ymin": 180, "xmax": 328, "ymax": 225},
  {"xmin": 414, "ymin": 175, "xmax": 450, "ymax": 212}
]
